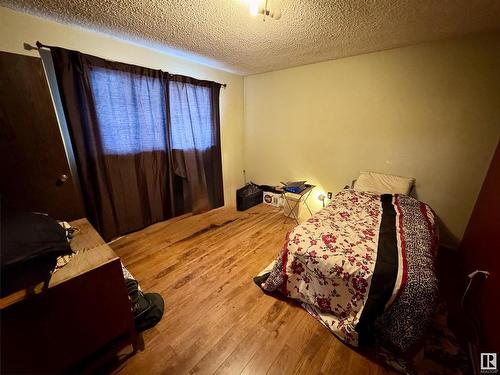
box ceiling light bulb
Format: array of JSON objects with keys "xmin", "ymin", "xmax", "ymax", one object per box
[{"xmin": 249, "ymin": 0, "xmax": 259, "ymax": 16}]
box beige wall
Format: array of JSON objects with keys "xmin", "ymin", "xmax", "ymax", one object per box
[
  {"xmin": 2, "ymin": 7, "xmax": 499, "ymax": 246},
  {"xmin": 0, "ymin": 6, "xmax": 245, "ymax": 208},
  {"xmin": 244, "ymin": 33, "xmax": 500, "ymax": 247}
]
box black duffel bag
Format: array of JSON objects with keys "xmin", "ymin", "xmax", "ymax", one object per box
[{"xmin": 1, "ymin": 208, "xmax": 72, "ymax": 296}]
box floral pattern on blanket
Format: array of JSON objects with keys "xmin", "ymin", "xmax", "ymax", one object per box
[{"xmin": 263, "ymin": 190, "xmax": 383, "ymax": 344}]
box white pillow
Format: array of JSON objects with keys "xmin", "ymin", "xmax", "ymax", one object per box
[{"xmin": 353, "ymin": 171, "xmax": 415, "ymax": 195}]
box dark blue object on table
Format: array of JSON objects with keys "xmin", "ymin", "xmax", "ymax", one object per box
[{"xmin": 284, "ymin": 185, "xmax": 308, "ymax": 194}]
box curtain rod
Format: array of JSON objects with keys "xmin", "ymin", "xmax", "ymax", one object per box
[{"xmin": 23, "ymin": 41, "xmax": 227, "ymax": 89}]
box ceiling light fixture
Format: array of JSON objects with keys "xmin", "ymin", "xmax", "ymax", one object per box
[{"xmin": 247, "ymin": 0, "xmax": 282, "ymax": 21}]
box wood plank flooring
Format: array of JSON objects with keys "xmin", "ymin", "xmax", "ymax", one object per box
[{"xmin": 110, "ymin": 204, "xmax": 396, "ymax": 375}]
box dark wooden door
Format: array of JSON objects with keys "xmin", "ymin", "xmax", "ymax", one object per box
[{"xmin": 0, "ymin": 51, "xmax": 84, "ymax": 220}]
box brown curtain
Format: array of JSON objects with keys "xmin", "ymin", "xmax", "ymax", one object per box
[
  {"xmin": 50, "ymin": 47, "xmax": 223, "ymax": 241},
  {"xmin": 169, "ymin": 75, "xmax": 224, "ymax": 212}
]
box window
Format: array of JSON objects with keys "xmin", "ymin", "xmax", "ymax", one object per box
[
  {"xmin": 89, "ymin": 66, "xmax": 167, "ymax": 155},
  {"xmin": 89, "ymin": 68, "xmax": 215, "ymax": 155},
  {"xmin": 169, "ymin": 81, "xmax": 214, "ymax": 151}
]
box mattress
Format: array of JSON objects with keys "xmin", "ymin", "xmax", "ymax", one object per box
[{"xmin": 259, "ymin": 189, "xmax": 438, "ymax": 352}]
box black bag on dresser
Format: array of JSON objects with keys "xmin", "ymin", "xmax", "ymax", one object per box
[{"xmin": 0, "ymin": 208, "xmax": 72, "ymax": 296}]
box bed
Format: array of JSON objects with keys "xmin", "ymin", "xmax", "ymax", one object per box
[{"xmin": 257, "ymin": 173, "xmax": 438, "ymax": 353}]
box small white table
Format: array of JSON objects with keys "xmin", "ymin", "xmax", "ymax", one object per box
[{"xmin": 281, "ymin": 185, "xmax": 315, "ymax": 224}]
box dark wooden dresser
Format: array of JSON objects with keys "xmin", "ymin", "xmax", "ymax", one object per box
[{"xmin": 0, "ymin": 219, "xmax": 140, "ymax": 373}]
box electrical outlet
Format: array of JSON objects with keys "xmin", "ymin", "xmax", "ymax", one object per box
[{"xmin": 327, "ymin": 192, "xmax": 332, "ymax": 199}]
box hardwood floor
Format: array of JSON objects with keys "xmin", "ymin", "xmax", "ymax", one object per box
[{"xmin": 110, "ymin": 204, "xmax": 395, "ymax": 375}]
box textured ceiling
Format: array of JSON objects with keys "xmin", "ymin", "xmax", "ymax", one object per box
[{"xmin": 2, "ymin": 0, "xmax": 500, "ymax": 74}]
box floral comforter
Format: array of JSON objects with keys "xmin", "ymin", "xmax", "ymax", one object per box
[{"xmin": 260, "ymin": 189, "xmax": 438, "ymax": 352}]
